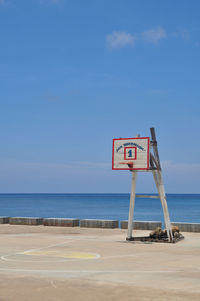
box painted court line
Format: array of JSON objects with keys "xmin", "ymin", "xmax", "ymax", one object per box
[
  {"xmin": 0, "ymin": 240, "xmax": 72, "ymax": 262},
  {"xmin": 0, "ymin": 252, "xmax": 137, "ymax": 263},
  {"xmin": 0, "ymin": 240, "xmax": 100, "ymax": 263},
  {"xmin": 0, "ymin": 233, "xmax": 39, "ymax": 237},
  {"xmin": 20, "ymin": 240, "xmax": 72, "ymax": 255},
  {"xmin": 0, "ymin": 268, "xmax": 184, "ymax": 274}
]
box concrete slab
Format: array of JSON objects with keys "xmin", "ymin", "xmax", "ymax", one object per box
[
  {"xmin": 0, "ymin": 216, "xmax": 9, "ymax": 224},
  {"xmin": 120, "ymin": 220, "xmax": 162, "ymax": 230},
  {"xmin": 0, "ymin": 224, "xmax": 200, "ymax": 301},
  {"xmin": 172, "ymin": 222, "xmax": 200, "ymax": 232},
  {"xmin": 9, "ymin": 217, "xmax": 43, "ymax": 225},
  {"xmin": 80, "ymin": 219, "xmax": 119, "ymax": 228},
  {"xmin": 43, "ymin": 218, "xmax": 79, "ymax": 227}
]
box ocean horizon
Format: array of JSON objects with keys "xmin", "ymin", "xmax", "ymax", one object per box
[{"xmin": 0, "ymin": 193, "xmax": 200, "ymax": 224}]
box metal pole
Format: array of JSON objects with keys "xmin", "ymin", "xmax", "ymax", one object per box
[
  {"xmin": 152, "ymin": 170, "xmax": 173, "ymax": 241},
  {"xmin": 150, "ymin": 127, "xmax": 173, "ymax": 242},
  {"xmin": 127, "ymin": 171, "xmax": 137, "ymax": 239}
]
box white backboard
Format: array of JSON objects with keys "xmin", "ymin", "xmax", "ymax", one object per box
[{"xmin": 112, "ymin": 137, "xmax": 150, "ymax": 170}]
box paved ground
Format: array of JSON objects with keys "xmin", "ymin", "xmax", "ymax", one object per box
[{"xmin": 0, "ymin": 225, "xmax": 200, "ymax": 301}]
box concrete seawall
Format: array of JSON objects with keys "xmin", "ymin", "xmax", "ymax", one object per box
[
  {"xmin": 80, "ymin": 219, "xmax": 119, "ymax": 229},
  {"xmin": 0, "ymin": 217, "xmax": 9, "ymax": 224},
  {"xmin": 9, "ymin": 217, "xmax": 43, "ymax": 226},
  {"xmin": 43, "ymin": 218, "xmax": 79, "ymax": 227},
  {"xmin": 120, "ymin": 220, "xmax": 162, "ymax": 230},
  {"xmin": 1, "ymin": 217, "xmax": 200, "ymax": 232},
  {"xmin": 172, "ymin": 222, "xmax": 200, "ymax": 233}
]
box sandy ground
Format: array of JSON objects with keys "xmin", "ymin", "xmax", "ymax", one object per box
[{"xmin": 0, "ymin": 225, "xmax": 200, "ymax": 301}]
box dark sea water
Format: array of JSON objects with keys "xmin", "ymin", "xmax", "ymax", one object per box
[{"xmin": 0, "ymin": 194, "xmax": 200, "ymax": 224}]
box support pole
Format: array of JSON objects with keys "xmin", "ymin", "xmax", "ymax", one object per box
[
  {"xmin": 150, "ymin": 128, "xmax": 161, "ymax": 169},
  {"xmin": 150, "ymin": 127, "xmax": 173, "ymax": 242},
  {"xmin": 152, "ymin": 170, "xmax": 173, "ymax": 242},
  {"xmin": 127, "ymin": 171, "xmax": 137, "ymax": 239}
]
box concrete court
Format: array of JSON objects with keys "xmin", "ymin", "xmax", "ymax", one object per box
[{"xmin": 0, "ymin": 225, "xmax": 200, "ymax": 301}]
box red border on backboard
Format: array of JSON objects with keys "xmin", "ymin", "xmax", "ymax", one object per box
[
  {"xmin": 124, "ymin": 147, "xmax": 137, "ymax": 161},
  {"xmin": 112, "ymin": 137, "xmax": 150, "ymax": 171}
]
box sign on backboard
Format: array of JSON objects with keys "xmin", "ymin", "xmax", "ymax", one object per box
[{"xmin": 112, "ymin": 137, "xmax": 150, "ymax": 170}]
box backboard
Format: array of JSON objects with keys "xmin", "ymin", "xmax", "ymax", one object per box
[{"xmin": 112, "ymin": 137, "xmax": 150, "ymax": 170}]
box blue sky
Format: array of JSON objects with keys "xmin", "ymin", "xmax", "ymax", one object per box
[{"xmin": 0, "ymin": 0, "xmax": 200, "ymax": 193}]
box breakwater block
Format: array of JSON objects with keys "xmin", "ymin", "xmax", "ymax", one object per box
[
  {"xmin": 0, "ymin": 217, "xmax": 9, "ymax": 224},
  {"xmin": 80, "ymin": 219, "xmax": 119, "ymax": 229},
  {"xmin": 43, "ymin": 218, "xmax": 79, "ymax": 227},
  {"xmin": 172, "ymin": 222, "xmax": 200, "ymax": 233},
  {"xmin": 9, "ymin": 217, "xmax": 43, "ymax": 225},
  {"xmin": 120, "ymin": 220, "xmax": 162, "ymax": 230}
]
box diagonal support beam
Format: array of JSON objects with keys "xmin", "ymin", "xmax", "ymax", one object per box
[
  {"xmin": 152, "ymin": 170, "xmax": 173, "ymax": 241},
  {"xmin": 150, "ymin": 128, "xmax": 173, "ymax": 242},
  {"xmin": 150, "ymin": 128, "xmax": 161, "ymax": 170}
]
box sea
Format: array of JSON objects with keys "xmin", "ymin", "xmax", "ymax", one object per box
[{"xmin": 0, "ymin": 193, "xmax": 200, "ymax": 224}]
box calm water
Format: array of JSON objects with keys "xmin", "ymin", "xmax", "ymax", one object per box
[{"xmin": 0, "ymin": 193, "xmax": 200, "ymax": 224}]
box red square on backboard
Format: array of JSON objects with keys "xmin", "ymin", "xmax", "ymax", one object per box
[{"xmin": 124, "ymin": 147, "xmax": 137, "ymax": 160}]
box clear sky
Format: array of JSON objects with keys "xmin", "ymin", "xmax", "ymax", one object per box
[{"xmin": 0, "ymin": 0, "xmax": 200, "ymax": 193}]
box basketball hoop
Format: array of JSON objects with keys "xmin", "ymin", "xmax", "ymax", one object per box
[
  {"xmin": 112, "ymin": 130, "xmax": 174, "ymax": 243},
  {"xmin": 119, "ymin": 161, "xmax": 134, "ymax": 170},
  {"xmin": 128, "ymin": 162, "xmax": 134, "ymax": 169}
]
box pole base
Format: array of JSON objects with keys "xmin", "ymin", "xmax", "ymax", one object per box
[{"xmin": 126, "ymin": 235, "xmax": 184, "ymax": 243}]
